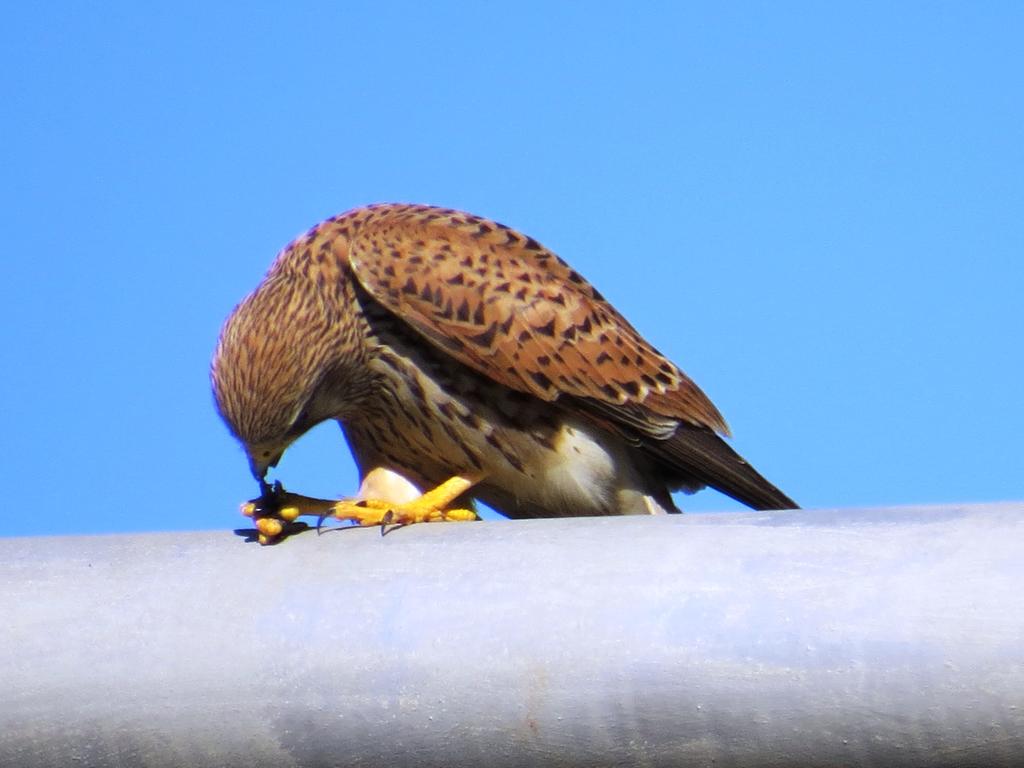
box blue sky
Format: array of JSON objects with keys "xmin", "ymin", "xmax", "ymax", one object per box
[{"xmin": 3, "ymin": 3, "xmax": 1021, "ymax": 537}]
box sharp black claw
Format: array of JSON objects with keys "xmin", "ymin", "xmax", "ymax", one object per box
[{"xmin": 316, "ymin": 509, "xmax": 332, "ymax": 535}]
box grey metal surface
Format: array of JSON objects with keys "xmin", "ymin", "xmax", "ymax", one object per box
[{"xmin": 1, "ymin": 503, "xmax": 1022, "ymax": 767}]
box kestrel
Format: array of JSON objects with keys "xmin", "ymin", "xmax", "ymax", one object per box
[{"xmin": 212, "ymin": 204, "xmax": 796, "ymax": 543}]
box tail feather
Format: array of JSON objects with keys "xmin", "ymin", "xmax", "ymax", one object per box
[{"xmin": 650, "ymin": 423, "xmax": 798, "ymax": 511}]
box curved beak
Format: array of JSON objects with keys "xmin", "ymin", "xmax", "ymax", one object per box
[{"xmin": 248, "ymin": 448, "xmax": 283, "ymax": 489}]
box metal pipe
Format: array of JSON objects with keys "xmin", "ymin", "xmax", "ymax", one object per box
[{"xmin": 2, "ymin": 503, "xmax": 1022, "ymax": 767}]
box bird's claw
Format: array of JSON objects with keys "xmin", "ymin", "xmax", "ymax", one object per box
[
  {"xmin": 329, "ymin": 498, "xmax": 478, "ymax": 528},
  {"xmin": 240, "ymin": 475, "xmax": 479, "ymax": 545},
  {"xmin": 241, "ymin": 481, "xmax": 305, "ymax": 545}
]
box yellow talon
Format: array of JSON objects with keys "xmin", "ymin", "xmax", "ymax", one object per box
[
  {"xmin": 442, "ymin": 508, "xmax": 478, "ymax": 522},
  {"xmin": 330, "ymin": 500, "xmax": 478, "ymax": 526},
  {"xmin": 255, "ymin": 517, "xmax": 283, "ymax": 537},
  {"xmin": 330, "ymin": 476, "xmax": 480, "ymax": 527},
  {"xmin": 241, "ymin": 474, "xmax": 480, "ymax": 544}
]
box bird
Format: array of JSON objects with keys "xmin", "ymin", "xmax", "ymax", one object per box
[{"xmin": 211, "ymin": 203, "xmax": 796, "ymax": 543}]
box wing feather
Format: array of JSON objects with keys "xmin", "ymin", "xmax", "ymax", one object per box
[{"xmin": 344, "ymin": 204, "xmax": 728, "ymax": 437}]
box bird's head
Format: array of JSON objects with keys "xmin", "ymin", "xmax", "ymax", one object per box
[{"xmin": 211, "ymin": 270, "xmax": 342, "ymax": 486}]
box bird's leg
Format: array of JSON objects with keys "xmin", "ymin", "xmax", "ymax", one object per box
[
  {"xmin": 240, "ymin": 470, "xmax": 479, "ymax": 545},
  {"xmin": 330, "ymin": 472, "xmax": 480, "ymax": 527}
]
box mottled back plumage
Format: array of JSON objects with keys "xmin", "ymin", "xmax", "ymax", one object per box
[{"xmin": 212, "ymin": 203, "xmax": 796, "ymax": 518}]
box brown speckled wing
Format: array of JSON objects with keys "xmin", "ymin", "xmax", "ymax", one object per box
[{"xmin": 345, "ymin": 204, "xmax": 729, "ymax": 438}]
